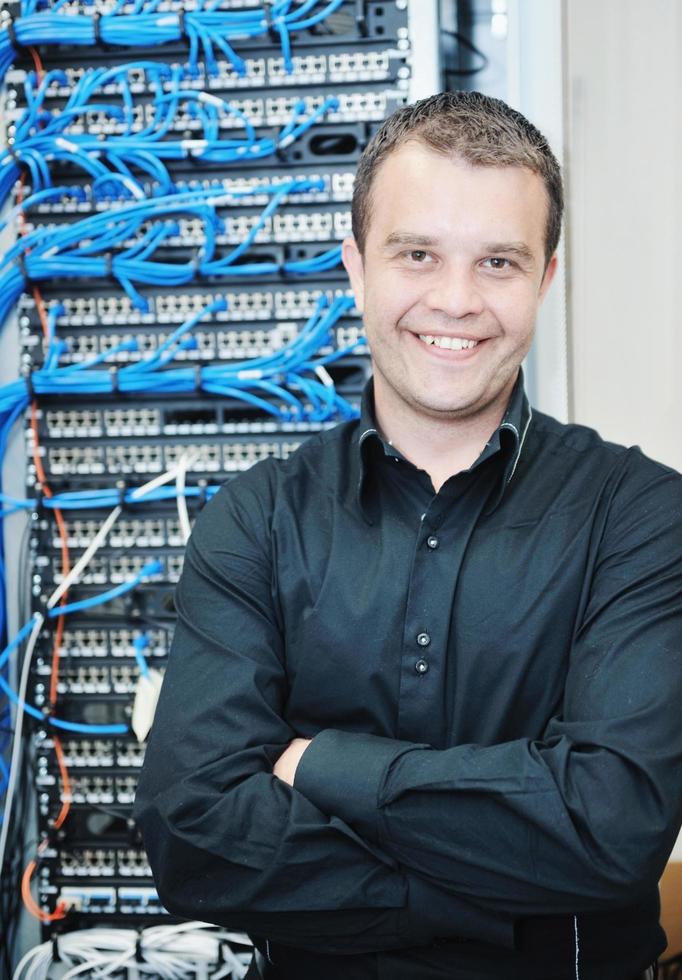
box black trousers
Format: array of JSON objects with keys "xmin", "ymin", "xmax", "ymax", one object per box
[{"xmin": 244, "ymin": 949, "xmax": 658, "ymax": 980}]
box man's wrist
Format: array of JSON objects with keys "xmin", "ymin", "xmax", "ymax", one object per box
[{"xmin": 273, "ymin": 737, "xmax": 311, "ymax": 786}]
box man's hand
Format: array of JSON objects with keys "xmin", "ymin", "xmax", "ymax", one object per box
[{"xmin": 273, "ymin": 738, "xmax": 312, "ymax": 786}]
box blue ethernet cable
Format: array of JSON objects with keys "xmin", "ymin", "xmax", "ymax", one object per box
[
  {"xmin": 0, "ymin": 295, "xmax": 359, "ymax": 423},
  {"xmin": 0, "ymin": 179, "xmax": 342, "ymax": 327},
  {"xmin": 1, "ymin": 58, "xmax": 340, "ymax": 204},
  {"xmin": 0, "ymin": 0, "xmax": 346, "ymax": 82}
]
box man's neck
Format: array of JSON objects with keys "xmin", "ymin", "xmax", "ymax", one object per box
[{"xmin": 373, "ymin": 382, "xmax": 514, "ymax": 493}]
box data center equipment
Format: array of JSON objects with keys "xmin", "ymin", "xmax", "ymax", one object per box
[{"xmin": 0, "ymin": 1, "xmax": 513, "ymax": 974}]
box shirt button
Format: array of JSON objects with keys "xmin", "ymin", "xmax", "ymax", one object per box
[
  {"xmin": 426, "ymin": 536, "xmax": 439, "ymax": 549},
  {"xmin": 416, "ymin": 632, "xmax": 431, "ymax": 647},
  {"xmin": 415, "ymin": 659, "xmax": 429, "ymax": 675}
]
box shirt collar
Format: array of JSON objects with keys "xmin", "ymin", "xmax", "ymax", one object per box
[{"xmin": 353, "ymin": 371, "xmax": 532, "ymax": 522}]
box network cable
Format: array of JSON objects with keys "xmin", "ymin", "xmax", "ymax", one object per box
[
  {"xmin": 13, "ymin": 922, "xmax": 253, "ymax": 980},
  {"xmin": 0, "ymin": 0, "xmax": 347, "ymax": 82},
  {"xmin": 9, "ymin": 295, "xmax": 358, "ymax": 416},
  {"xmin": 0, "ymin": 178, "xmax": 343, "ymax": 326},
  {"xmin": 0, "ymin": 455, "xmax": 211, "ymax": 884},
  {"xmin": 2, "ymin": 59, "xmax": 340, "ymax": 203}
]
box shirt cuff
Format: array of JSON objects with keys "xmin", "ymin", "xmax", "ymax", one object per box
[{"xmin": 294, "ymin": 728, "xmax": 425, "ymax": 840}]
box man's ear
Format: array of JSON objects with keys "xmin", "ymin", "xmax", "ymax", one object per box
[
  {"xmin": 539, "ymin": 253, "xmax": 559, "ymax": 302},
  {"xmin": 342, "ymin": 237, "xmax": 365, "ymax": 314}
]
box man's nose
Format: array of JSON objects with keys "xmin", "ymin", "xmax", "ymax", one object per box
[{"xmin": 423, "ymin": 264, "xmax": 485, "ymax": 319}]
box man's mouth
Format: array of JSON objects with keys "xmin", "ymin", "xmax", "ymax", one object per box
[{"xmin": 417, "ymin": 334, "xmax": 480, "ymax": 350}]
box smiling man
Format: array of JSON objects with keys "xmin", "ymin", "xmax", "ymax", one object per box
[{"xmin": 135, "ymin": 92, "xmax": 681, "ymax": 980}]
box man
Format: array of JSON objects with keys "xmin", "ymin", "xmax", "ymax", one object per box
[{"xmin": 134, "ymin": 92, "xmax": 681, "ymax": 979}]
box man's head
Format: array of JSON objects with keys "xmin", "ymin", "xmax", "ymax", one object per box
[
  {"xmin": 342, "ymin": 91, "xmax": 561, "ymax": 436},
  {"xmin": 351, "ymin": 90, "xmax": 563, "ymax": 271}
]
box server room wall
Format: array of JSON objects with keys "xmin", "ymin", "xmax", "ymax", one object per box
[{"xmin": 0, "ymin": 1, "xmax": 507, "ymax": 974}]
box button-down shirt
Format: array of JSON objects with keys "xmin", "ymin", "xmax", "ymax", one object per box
[{"xmin": 135, "ymin": 373, "xmax": 682, "ymax": 980}]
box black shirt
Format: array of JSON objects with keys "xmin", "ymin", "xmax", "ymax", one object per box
[{"xmin": 135, "ymin": 373, "xmax": 682, "ymax": 980}]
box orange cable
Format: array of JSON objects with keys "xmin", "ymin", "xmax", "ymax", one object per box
[
  {"xmin": 20, "ymin": 736, "xmax": 72, "ymax": 922},
  {"xmin": 16, "ymin": 46, "xmax": 73, "ymax": 922}
]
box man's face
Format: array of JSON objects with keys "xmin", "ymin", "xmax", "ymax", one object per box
[{"xmin": 343, "ymin": 142, "xmax": 558, "ymax": 428}]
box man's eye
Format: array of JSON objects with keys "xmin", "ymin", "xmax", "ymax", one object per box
[
  {"xmin": 485, "ymin": 257, "xmax": 512, "ymax": 270},
  {"xmin": 408, "ymin": 250, "xmax": 429, "ymax": 263}
]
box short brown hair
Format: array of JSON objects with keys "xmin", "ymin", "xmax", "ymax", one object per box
[{"xmin": 351, "ymin": 90, "xmax": 563, "ymax": 269}]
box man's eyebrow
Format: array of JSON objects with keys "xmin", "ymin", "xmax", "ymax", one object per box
[
  {"xmin": 483, "ymin": 242, "xmax": 536, "ymax": 264},
  {"xmin": 382, "ymin": 233, "xmax": 439, "ymax": 250}
]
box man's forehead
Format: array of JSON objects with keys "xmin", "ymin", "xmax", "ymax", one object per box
[{"xmin": 368, "ymin": 144, "xmax": 549, "ymax": 251}]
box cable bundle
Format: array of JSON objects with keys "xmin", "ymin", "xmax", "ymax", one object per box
[
  {"xmin": 0, "ymin": 0, "xmax": 346, "ymax": 82},
  {"xmin": 13, "ymin": 922, "xmax": 253, "ymax": 980},
  {"xmin": 2, "ymin": 60, "xmax": 340, "ymax": 203},
  {"xmin": 1, "ymin": 293, "xmax": 359, "ymax": 422},
  {"xmin": 0, "ymin": 177, "xmax": 343, "ymax": 328}
]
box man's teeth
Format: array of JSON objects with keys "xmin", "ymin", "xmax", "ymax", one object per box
[{"xmin": 418, "ymin": 335, "xmax": 479, "ymax": 350}]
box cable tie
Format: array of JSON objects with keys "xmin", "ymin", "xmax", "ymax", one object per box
[
  {"xmin": 177, "ymin": 8, "xmax": 190, "ymax": 40},
  {"xmin": 197, "ymin": 478, "xmax": 208, "ymax": 510},
  {"xmin": 116, "ymin": 479, "xmax": 128, "ymax": 510},
  {"xmin": 16, "ymin": 249, "xmax": 31, "ymax": 285},
  {"xmin": 135, "ymin": 930, "xmax": 145, "ymax": 964},
  {"xmin": 51, "ymin": 933, "xmax": 62, "ymax": 963},
  {"xmin": 91, "ymin": 10, "xmax": 110, "ymax": 47},
  {"xmin": 278, "ymin": 243, "xmax": 291, "ymax": 278},
  {"xmin": 263, "ymin": 1, "xmax": 280, "ymax": 43},
  {"xmin": 33, "ymin": 483, "xmax": 44, "ymax": 512},
  {"xmin": 109, "ymin": 365, "xmax": 119, "ymax": 395},
  {"xmin": 194, "ymin": 363, "xmax": 204, "ymax": 393},
  {"xmin": 104, "ymin": 253, "xmax": 114, "ymax": 279},
  {"xmin": 354, "ymin": 0, "xmax": 369, "ymax": 37},
  {"xmin": 5, "ymin": 141, "xmax": 25, "ymax": 169},
  {"xmin": 22, "ymin": 365, "xmax": 35, "ymax": 400},
  {"xmin": 274, "ymin": 130, "xmax": 288, "ymax": 163},
  {"xmin": 4, "ymin": 14, "xmax": 22, "ymax": 50}
]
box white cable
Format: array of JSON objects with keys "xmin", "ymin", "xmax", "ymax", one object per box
[
  {"xmin": 13, "ymin": 927, "xmax": 252, "ymax": 980},
  {"xmin": 47, "ymin": 505, "xmax": 122, "ymax": 609},
  {"xmin": 0, "ymin": 613, "xmax": 44, "ymax": 890},
  {"xmin": 174, "ymin": 451, "xmax": 197, "ymax": 545},
  {"xmin": 48, "ymin": 460, "xmax": 194, "ymax": 608}
]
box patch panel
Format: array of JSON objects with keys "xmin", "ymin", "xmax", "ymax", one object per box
[
  {"xmin": 60, "ymin": 772, "xmax": 138, "ymax": 806},
  {"xmin": 55, "ymin": 886, "xmax": 117, "ymax": 915},
  {"xmin": 47, "ymin": 738, "xmax": 116, "ymax": 768},
  {"xmin": 265, "ymin": 89, "xmax": 396, "ymax": 125},
  {"xmin": 40, "ymin": 737, "xmax": 144, "ymax": 770},
  {"xmin": 53, "ymin": 847, "xmax": 153, "ymax": 879},
  {"xmin": 110, "ymin": 553, "xmax": 177, "ymax": 584},
  {"xmin": 20, "ymin": 284, "xmax": 356, "ymax": 336},
  {"xmin": 59, "ymin": 849, "xmax": 117, "ymax": 877},
  {"xmin": 23, "ymin": 167, "xmax": 358, "ymax": 220},
  {"xmin": 7, "ymin": 44, "xmax": 402, "ymax": 106},
  {"xmin": 38, "ymin": 435, "xmax": 308, "ymax": 481},
  {"xmin": 36, "ymin": 399, "xmax": 362, "ymax": 446},
  {"xmin": 44, "ymin": 626, "xmax": 168, "ymax": 660},
  {"xmin": 50, "ymin": 552, "xmax": 174, "ymax": 586},
  {"xmin": 116, "ymin": 886, "xmax": 166, "ymax": 916},
  {"xmin": 35, "ymin": 662, "xmax": 153, "ymax": 698},
  {"xmin": 27, "ymin": 317, "xmax": 360, "ymax": 369}
]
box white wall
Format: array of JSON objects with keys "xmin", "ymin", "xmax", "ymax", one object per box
[{"xmin": 564, "ymin": 0, "xmax": 682, "ymax": 472}]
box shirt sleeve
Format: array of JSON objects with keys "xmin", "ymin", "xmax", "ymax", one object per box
[
  {"xmin": 133, "ymin": 473, "xmax": 514, "ymax": 954},
  {"xmin": 294, "ymin": 453, "xmax": 682, "ymax": 917}
]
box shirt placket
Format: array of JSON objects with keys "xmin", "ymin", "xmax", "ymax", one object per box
[{"xmin": 395, "ymin": 474, "xmax": 498, "ymax": 747}]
